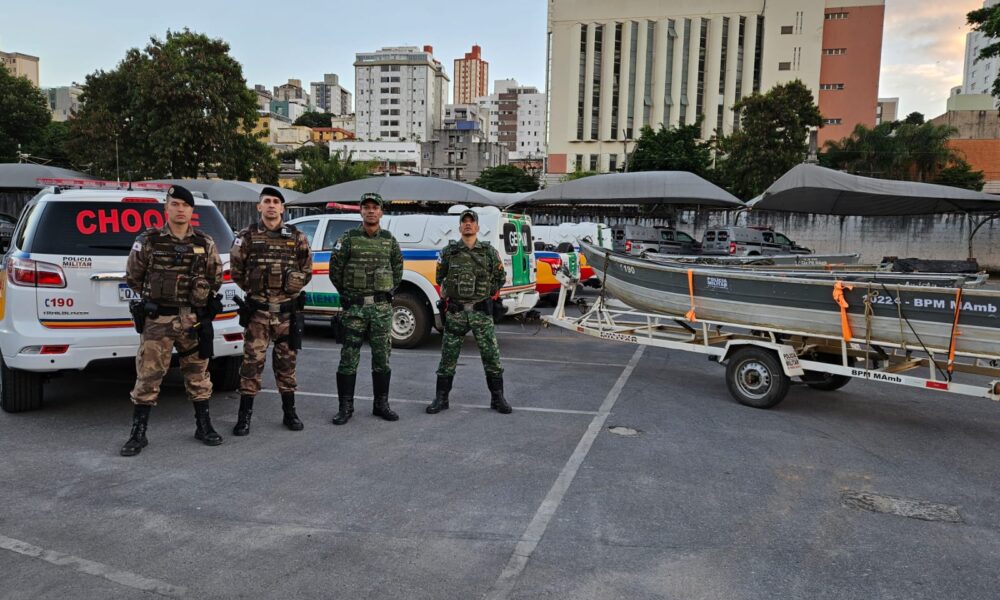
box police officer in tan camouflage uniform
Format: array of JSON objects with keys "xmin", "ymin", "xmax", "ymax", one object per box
[
  {"xmin": 229, "ymin": 187, "xmax": 312, "ymax": 436},
  {"xmin": 120, "ymin": 185, "xmax": 225, "ymax": 457},
  {"xmin": 329, "ymin": 192, "xmax": 403, "ymax": 425}
]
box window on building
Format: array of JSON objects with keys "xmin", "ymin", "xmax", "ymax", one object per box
[
  {"xmin": 823, "ymin": 118, "xmax": 842, "ymax": 125},
  {"xmin": 593, "ymin": 24, "xmax": 605, "ymax": 140},
  {"xmin": 679, "ymin": 18, "xmax": 691, "ymax": 125},
  {"xmin": 819, "ymin": 83, "xmax": 845, "ymax": 90},
  {"xmin": 825, "ymin": 12, "xmax": 848, "ymax": 20},
  {"xmin": 609, "ymin": 154, "xmax": 618, "ymax": 172},
  {"xmin": 664, "ymin": 19, "xmax": 675, "ymax": 124},
  {"xmin": 781, "ymin": 25, "xmax": 794, "ymax": 34},
  {"xmin": 589, "ymin": 154, "xmax": 598, "ymax": 171},
  {"xmin": 778, "ymin": 62, "xmax": 792, "ymax": 71},
  {"xmin": 696, "ymin": 18, "xmax": 708, "ymax": 132},
  {"xmin": 823, "ymin": 48, "xmax": 847, "ymax": 55},
  {"xmin": 627, "ymin": 21, "xmax": 639, "ymax": 136},
  {"xmin": 575, "ymin": 154, "xmax": 584, "ymax": 170}
]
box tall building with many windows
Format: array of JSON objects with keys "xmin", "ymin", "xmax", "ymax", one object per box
[
  {"xmin": 454, "ymin": 45, "xmax": 489, "ymax": 104},
  {"xmin": 310, "ymin": 74, "xmax": 353, "ymax": 116},
  {"xmin": 354, "ymin": 46, "xmax": 450, "ymax": 143},
  {"xmin": 0, "ymin": 51, "xmax": 39, "ymax": 86},
  {"xmin": 477, "ymin": 79, "xmax": 547, "ymax": 161},
  {"xmin": 545, "ymin": 0, "xmax": 884, "ymax": 174},
  {"xmin": 961, "ymin": 0, "xmax": 1000, "ymax": 106}
]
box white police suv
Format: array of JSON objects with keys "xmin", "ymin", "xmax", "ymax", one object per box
[{"xmin": 0, "ymin": 180, "xmax": 245, "ymax": 412}]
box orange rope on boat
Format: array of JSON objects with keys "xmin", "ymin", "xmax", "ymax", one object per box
[
  {"xmin": 832, "ymin": 281, "xmax": 854, "ymax": 342},
  {"xmin": 947, "ymin": 287, "xmax": 963, "ymax": 375},
  {"xmin": 685, "ymin": 269, "xmax": 697, "ymax": 322}
]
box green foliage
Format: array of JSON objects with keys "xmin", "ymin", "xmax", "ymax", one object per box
[
  {"xmin": 0, "ymin": 68, "xmax": 51, "ymax": 162},
  {"xmin": 933, "ymin": 162, "xmax": 985, "ymax": 191},
  {"xmin": 903, "ymin": 112, "xmax": 925, "ymax": 125},
  {"xmin": 968, "ymin": 4, "xmax": 1000, "ymax": 101},
  {"xmin": 627, "ymin": 122, "xmax": 713, "ymax": 177},
  {"xmin": 293, "ymin": 112, "xmax": 336, "ymax": 128},
  {"xmin": 821, "ymin": 121, "xmax": 970, "ymax": 184},
  {"xmin": 294, "ymin": 149, "xmax": 373, "ymax": 193},
  {"xmin": 67, "ymin": 29, "xmax": 275, "ymax": 181},
  {"xmin": 561, "ymin": 166, "xmax": 598, "ymax": 182},
  {"xmin": 474, "ymin": 164, "xmax": 540, "ymax": 192},
  {"xmin": 23, "ymin": 121, "xmax": 73, "ymax": 169},
  {"xmin": 715, "ymin": 80, "xmax": 823, "ymax": 199}
]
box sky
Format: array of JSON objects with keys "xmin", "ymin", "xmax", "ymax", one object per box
[{"xmin": 0, "ymin": 0, "xmax": 991, "ymax": 119}]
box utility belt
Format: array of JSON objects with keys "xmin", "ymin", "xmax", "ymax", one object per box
[
  {"xmin": 247, "ymin": 297, "xmax": 297, "ymax": 314},
  {"xmin": 447, "ymin": 299, "xmax": 492, "ymax": 315},
  {"xmin": 150, "ymin": 304, "xmax": 208, "ymax": 318},
  {"xmin": 342, "ymin": 292, "xmax": 393, "ymax": 307}
]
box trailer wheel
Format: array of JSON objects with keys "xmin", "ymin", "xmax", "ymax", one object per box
[
  {"xmin": 0, "ymin": 357, "xmax": 44, "ymax": 413},
  {"xmin": 725, "ymin": 347, "xmax": 790, "ymax": 409}
]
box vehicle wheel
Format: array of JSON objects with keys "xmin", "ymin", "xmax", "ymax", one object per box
[
  {"xmin": 391, "ymin": 292, "xmax": 431, "ymax": 349},
  {"xmin": 747, "ymin": 252, "xmax": 760, "ymax": 256},
  {"xmin": 209, "ymin": 356, "xmax": 242, "ymax": 392},
  {"xmin": 0, "ymin": 357, "xmax": 43, "ymax": 413},
  {"xmin": 801, "ymin": 353, "xmax": 855, "ymax": 391},
  {"xmin": 725, "ymin": 346, "xmax": 790, "ymax": 409}
]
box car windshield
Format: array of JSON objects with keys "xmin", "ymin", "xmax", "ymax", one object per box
[
  {"xmin": 23, "ymin": 201, "xmax": 236, "ymax": 256},
  {"xmin": 676, "ymin": 232, "xmax": 695, "ymax": 243}
]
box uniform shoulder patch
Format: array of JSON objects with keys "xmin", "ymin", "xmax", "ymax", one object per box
[
  {"xmin": 233, "ymin": 237, "xmax": 243, "ymax": 247},
  {"xmin": 131, "ymin": 240, "xmax": 143, "ymax": 252}
]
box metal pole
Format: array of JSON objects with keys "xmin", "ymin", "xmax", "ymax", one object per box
[
  {"xmin": 623, "ymin": 139, "xmax": 629, "ymax": 173},
  {"xmin": 115, "ymin": 133, "xmax": 120, "ymax": 184}
]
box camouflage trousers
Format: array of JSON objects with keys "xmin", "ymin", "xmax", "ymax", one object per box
[
  {"xmin": 131, "ymin": 314, "xmax": 212, "ymax": 406},
  {"xmin": 239, "ymin": 311, "xmax": 297, "ymax": 395},
  {"xmin": 338, "ymin": 301, "xmax": 393, "ymax": 376},
  {"xmin": 436, "ymin": 309, "xmax": 503, "ymax": 378}
]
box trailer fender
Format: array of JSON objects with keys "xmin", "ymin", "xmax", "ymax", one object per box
[{"xmin": 720, "ymin": 341, "xmax": 805, "ymax": 378}]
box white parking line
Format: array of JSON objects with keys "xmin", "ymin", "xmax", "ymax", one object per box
[
  {"xmin": 483, "ymin": 345, "xmax": 646, "ymax": 600},
  {"xmin": 298, "ymin": 347, "xmax": 625, "ymax": 369},
  {"xmin": 0, "ymin": 533, "xmax": 187, "ymax": 598},
  {"xmin": 258, "ymin": 390, "xmax": 599, "ymax": 416}
]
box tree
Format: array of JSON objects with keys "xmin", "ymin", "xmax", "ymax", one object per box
[
  {"xmin": 627, "ymin": 121, "xmax": 713, "ymax": 177},
  {"xmin": 903, "ymin": 112, "xmax": 925, "ymax": 125},
  {"xmin": 23, "ymin": 121, "xmax": 73, "ymax": 169},
  {"xmin": 968, "ymin": 3, "xmax": 1000, "ymax": 101},
  {"xmin": 474, "ymin": 164, "xmax": 539, "ymax": 192},
  {"xmin": 933, "ymin": 162, "xmax": 985, "ymax": 191},
  {"xmin": 294, "ymin": 149, "xmax": 373, "ymax": 193},
  {"xmin": 67, "ymin": 29, "xmax": 275, "ymax": 181},
  {"xmin": 293, "ymin": 112, "xmax": 336, "ymax": 128},
  {"xmin": 821, "ymin": 121, "xmax": 970, "ymax": 184},
  {"xmin": 0, "ymin": 68, "xmax": 51, "ymax": 162},
  {"xmin": 714, "ymin": 80, "xmax": 822, "ymax": 199}
]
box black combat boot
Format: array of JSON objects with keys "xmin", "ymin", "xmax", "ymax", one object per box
[
  {"xmin": 233, "ymin": 395, "xmax": 254, "ymax": 436},
  {"xmin": 193, "ymin": 401, "xmax": 223, "ymax": 446},
  {"xmin": 120, "ymin": 404, "xmax": 151, "ymax": 457},
  {"xmin": 426, "ymin": 375, "xmax": 453, "ymax": 414},
  {"xmin": 332, "ymin": 372, "xmax": 355, "ymax": 425},
  {"xmin": 487, "ymin": 375, "xmax": 512, "ymax": 414},
  {"xmin": 281, "ymin": 392, "xmax": 304, "ymax": 431},
  {"xmin": 372, "ymin": 371, "xmax": 398, "ymax": 421}
]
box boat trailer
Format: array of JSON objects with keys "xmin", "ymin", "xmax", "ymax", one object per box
[{"xmin": 544, "ymin": 282, "xmax": 1000, "ymax": 409}]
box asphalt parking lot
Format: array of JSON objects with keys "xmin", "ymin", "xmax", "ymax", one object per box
[{"xmin": 2, "ymin": 291, "xmax": 1000, "ymax": 600}]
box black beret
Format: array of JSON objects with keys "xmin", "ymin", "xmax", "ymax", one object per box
[
  {"xmin": 260, "ymin": 186, "xmax": 285, "ymax": 203},
  {"xmin": 167, "ymin": 185, "xmax": 195, "ymax": 207}
]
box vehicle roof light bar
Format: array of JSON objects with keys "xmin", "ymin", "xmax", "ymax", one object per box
[{"xmin": 36, "ymin": 178, "xmax": 173, "ymax": 192}]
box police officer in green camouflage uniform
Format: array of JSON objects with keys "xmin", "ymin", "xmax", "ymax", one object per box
[
  {"xmin": 120, "ymin": 185, "xmax": 225, "ymax": 456},
  {"xmin": 427, "ymin": 209, "xmax": 512, "ymax": 415},
  {"xmin": 329, "ymin": 192, "xmax": 404, "ymax": 424}
]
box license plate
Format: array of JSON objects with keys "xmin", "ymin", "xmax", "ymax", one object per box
[{"xmin": 118, "ymin": 284, "xmax": 140, "ymax": 302}]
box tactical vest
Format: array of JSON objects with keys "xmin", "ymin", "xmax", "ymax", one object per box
[
  {"xmin": 342, "ymin": 233, "xmax": 395, "ymax": 294},
  {"xmin": 244, "ymin": 225, "xmax": 302, "ymax": 297},
  {"xmin": 143, "ymin": 229, "xmax": 211, "ymax": 307},
  {"xmin": 444, "ymin": 243, "xmax": 492, "ymax": 303}
]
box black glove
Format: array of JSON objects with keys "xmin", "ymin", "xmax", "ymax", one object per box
[{"xmin": 339, "ymin": 294, "xmax": 352, "ymax": 311}]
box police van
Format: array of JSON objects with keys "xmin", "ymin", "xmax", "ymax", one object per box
[
  {"xmin": 288, "ymin": 205, "xmax": 539, "ymax": 348},
  {"xmin": 0, "ymin": 180, "xmax": 245, "ymax": 413}
]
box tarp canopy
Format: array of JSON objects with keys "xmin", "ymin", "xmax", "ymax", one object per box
[
  {"xmin": 0, "ymin": 164, "xmax": 96, "ymax": 189},
  {"xmin": 750, "ymin": 164, "xmax": 1000, "ymax": 215},
  {"xmin": 150, "ymin": 179, "xmax": 303, "ymax": 203},
  {"xmin": 508, "ymin": 171, "xmax": 744, "ymax": 209},
  {"xmin": 287, "ymin": 176, "xmax": 515, "ymax": 207}
]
